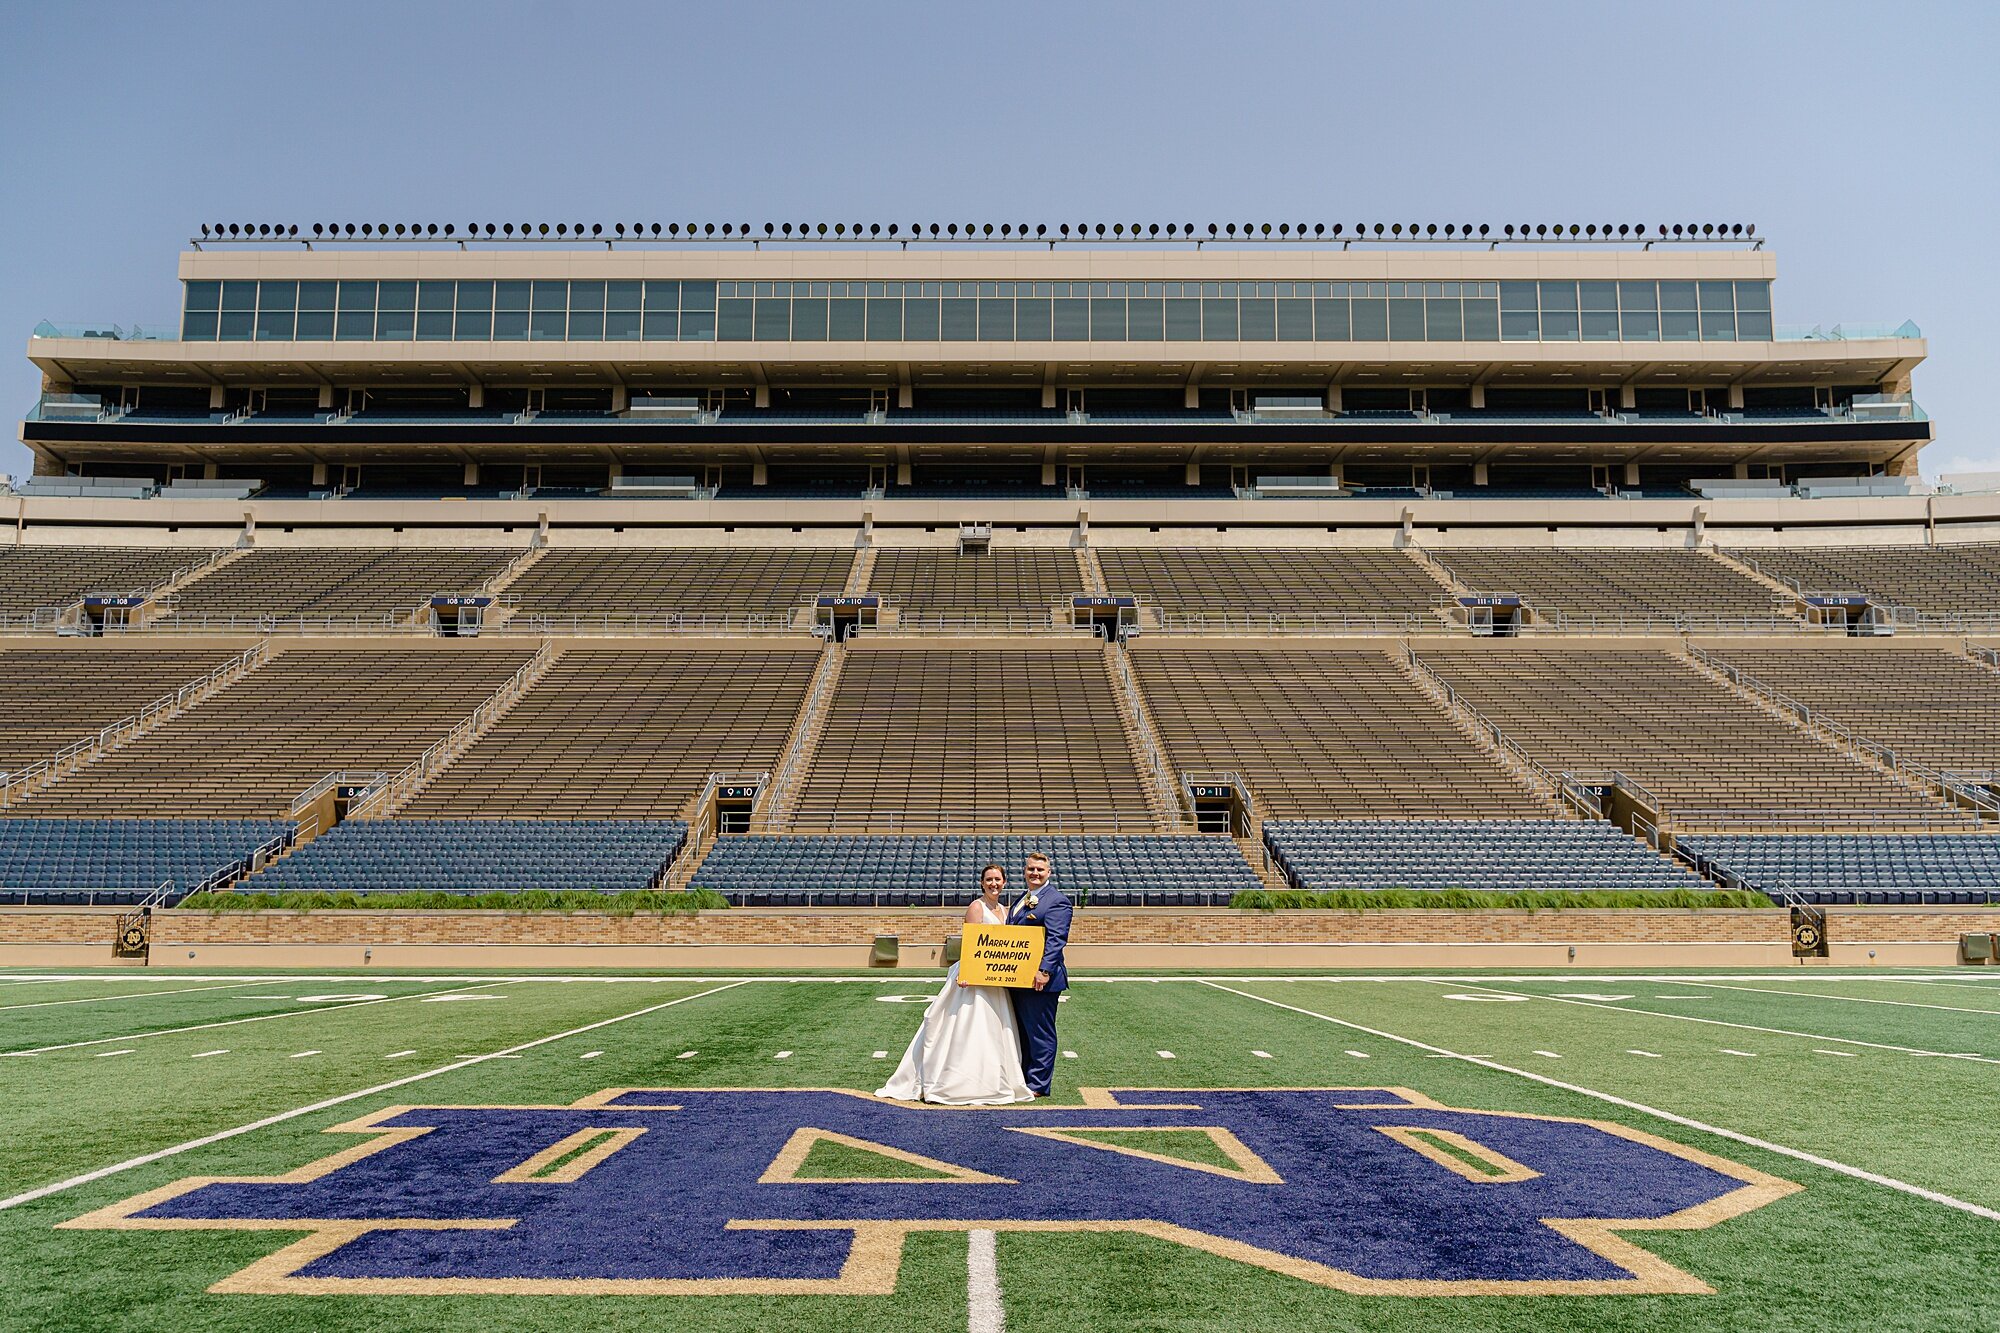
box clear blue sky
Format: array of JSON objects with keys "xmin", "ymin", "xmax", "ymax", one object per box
[{"xmin": 3, "ymin": 0, "xmax": 1994, "ymax": 477}]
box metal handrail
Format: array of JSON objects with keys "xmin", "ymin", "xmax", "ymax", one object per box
[
  {"xmin": 491, "ymin": 612, "xmax": 806, "ymax": 636},
  {"xmin": 1110, "ymin": 644, "xmax": 1189, "ymax": 828},
  {"xmin": 346, "ymin": 640, "xmax": 558, "ymax": 820},
  {"xmin": 112, "ymin": 611, "xmax": 425, "ymax": 635},
  {"xmin": 760, "ymin": 642, "xmax": 843, "ymax": 825},
  {"xmin": 1151, "ymin": 610, "xmax": 1427, "ymax": 636},
  {"xmin": 782, "ymin": 809, "xmax": 1159, "ymax": 834},
  {"xmin": 0, "ymin": 640, "xmax": 270, "ymax": 810}
]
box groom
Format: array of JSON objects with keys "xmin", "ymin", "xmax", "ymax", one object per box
[{"xmin": 1007, "ymin": 851, "xmax": 1071, "ymax": 1098}]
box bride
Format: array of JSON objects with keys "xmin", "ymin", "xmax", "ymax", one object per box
[{"xmin": 876, "ymin": 863, "xmax": 1035, "ymax": 1105}]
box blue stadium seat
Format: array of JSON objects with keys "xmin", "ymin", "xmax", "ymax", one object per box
[
  {"xmin": 1262, "ymin": 819, "xmax": 1707, "ymax": 893},
  {"xmin": 1678, "ymin": 833, "xmax": 2000, "ymax": 905},
  {"xmin": 240, "ymin": 819, "xmax": 688, "ymax": 895},
  {"xmin": 0, "ymin": 818, "xmax": 291, "ymax": 904},
  {"xmin": 686, "ymin": 834, "xmax": 1261, "ymax": 906}
]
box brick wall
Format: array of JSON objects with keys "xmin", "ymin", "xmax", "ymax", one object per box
[{"xmin": 6, "ymin": 905, "xmax": 1996, "ymax": 951}]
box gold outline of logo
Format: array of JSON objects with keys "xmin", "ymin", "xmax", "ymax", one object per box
[{"xmin": 60, "ymin": 1086, "xmax": 1800, "ymax": 1297}]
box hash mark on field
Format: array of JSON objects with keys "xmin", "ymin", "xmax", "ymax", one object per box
[
  {"xmin": 1533, "ymin": 1050, "xmax": 1563, "ymax": 1059},
  {"xmin": 1627, "ymin": 1049, "xmax": 1664, "ymax": 1058},
  {"xmin": 1157, "ymin": 1050, "xmax": 1176, "ymax": 1059},
  {"xmin": 190, "ymin": 1050, "xmax": 227, "ymax": 1059},
  {"xmin": 92, "ymin": 1049, "xmax": 134, "ymax": 1059},
  {"xmin": 872, "ymin": 1051, "xmax": 888, "ymax": 1059},
  {"xmin": 1721, "ymin": 1049, "xmax": 1759, "ymax": 1057},
  {"xmin": 1815, "ymin": 1049, "xmax": 1860, "ymax": 1058},
  {"xmin": 1345, "ymin": 1050, "xmax": 1371, "ymax": 1059},
  {"xmin": 289, "ymin": 1050, "xmax": 320, "ymax": 1059},
  {"xmin": 1252, "ymin": 1050, "xmax": 1273, "ymax": 1059},
  {"xmin": 774, "ymin": 1051, "xmax": 793, "ymax": 1060},
  {"xmin": 580, "ymin": 1051, "xmax": 604, "ymax": 1060},
  {"xmin": 676, "ymin": 1051, "xmax": 698, "ymax": 1060},
  {"xmin": 384, "ymin": 1050, "xmax": 416, "ymax": 1060},
  {"xmin": 1062, "ymin": 1051, "xmax": 1077, "ymax": 1059}
]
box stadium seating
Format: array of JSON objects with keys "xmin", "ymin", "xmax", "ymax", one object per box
[
  {"xmin": 1095, "ymin": 547, "xmax": 1448, "ymax": 617},
  {"xmin": 0, "ymin": 646, "xmax": 239, "ymax": 769},
  {"xmin": 793, "ymin": 644, "xmax": 1149, "ymax": 830},
  {"xmin": 1678, "ymin": 833, "xmax": 2000, "ymax": 904},
  {"xmin": 867, "ymin": 549, "xmax": 1082, "ymax": 616},
  {"xmin": 1427, "ymin": 547, "xmax": 1782, "ymax": 621},
  {"xmin": 1264, "ymin": 818, "xmax": 1708, "ymax": 893},
  {"xmin": 1740, "ymin": 543, "xmax": 2000, "ymax": 615},
  {"xmin": 0, "ymin": 545, "xmax": 209, "ymax": 614},
  {"xmin": 1416, "ymin": 645, "xmax": 1951, "ymax": 826},
  {"xmin": 165, "ymin": 547, "xmax": 517, "ymax": 619},
  {"xmin": 1704, "ymin": 646, "xmax": 2000, "ymax": 775},
  {"xmin": 242, "ymin": 819, "xmax": 688, "ymax": 894},
  {"xmin": 1129, "ymin": 645, "xmax": 1549, "ymax": 818},
  {"xmin": 401, "ymin": 646, "xmax": 820, "ymax": 817},
  {"xmin": 20, "ymin": 645, "xmax": 537, "ymax": 817},
  {"xmin": 505, "ymin": 547, "xmax": 854, "ymax": 616},
  {"xmin": 686, "ymin": 833, "xmax": 1260, "ymax": 905},
  {"xmin": 0, "ymin": 817, "xmax": 290, "ymax": 903}
]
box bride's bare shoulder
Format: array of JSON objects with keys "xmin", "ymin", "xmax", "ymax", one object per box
[{"xmin": 963, "ymin": 898, "xmax": 985, "ymax": 923}]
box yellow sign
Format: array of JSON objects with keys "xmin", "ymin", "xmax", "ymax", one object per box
[{"xmin": 957, "ymin": 924, "xmax": 1046, "ymax": 988}]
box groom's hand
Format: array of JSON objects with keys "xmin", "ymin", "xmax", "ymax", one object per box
[{"xmin": 1033, "ymin": 971, "xmax": 1050, "ymax": 990}]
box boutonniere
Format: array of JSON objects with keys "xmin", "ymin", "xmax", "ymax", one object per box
[{"xmin": 1024, "ymin": 894, "xmax": 1039, "ymax": 911}]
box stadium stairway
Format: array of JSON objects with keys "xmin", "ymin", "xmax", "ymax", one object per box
[
  {"xmin": 1105, "ymin": 640, "xmax": 1184, "ymax": 827},
  {"xmin": 843, "ymin": 546, "xmax": 875, "ymax": 595},
  {"xmin": 1705, "ymin": 546, "xmax": 1805, "ymax": 606},
  {"xmin": 746, "ymin": 641, "xmax": 848, "ymax": 835},
  {"xmin": 472, "ymin": 541, "xmax": 550, "ymax": 627},
  {"xmin": 1077, "ymin": 545, "xmax": 1109, "ymax": 596}
]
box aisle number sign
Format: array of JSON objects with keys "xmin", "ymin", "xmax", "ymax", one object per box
[{"xmin": 958, "ymin": 924, "xmax": 1046, "ymax": 988}]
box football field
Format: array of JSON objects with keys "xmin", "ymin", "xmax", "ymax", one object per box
[{"xmin": 2, "ymin": 967, "xmax": 1997, "ymax": 1332}]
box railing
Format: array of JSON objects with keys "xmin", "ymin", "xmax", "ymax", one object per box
[
  {"xmin": 1557, "ymin": 768, "xmax": 1664, "ymax": 824},
  {"xmin": 1668, "ymin": 808, "xmax": 1989, "ymax": 833},
  {"xmin": 868, "ymin": 611, "xmax": 1068, "ymax": 636},
  {"xmin": 1686, "ymin": 644, "xmax": 2000, "ymax": 823},
  {"xmin": 1967, "ymin": 641, "xmax": 2000, "ymax": 672},
  {"xmin": 1772, "ymin": 321, "xmax": 1922, "ymax": 342},
  {"xmin": 702, "ymin": 886, "xmax": 1240, "ymax": 908},
  {"xmin": 117, "ymin": 610, "xmax": 431, "ymax": 635},
  {"xmin": 1400, "ymin": 645, "xmax": 1594, "ymax": 817},
  {"xmin": 1109, "ymin": 645, "xmax": 1188, "ymax": 828},
  {"xmin": 31, "ymin": 320, "xmax": 179, "ymax": 341},
  {"xmin": 1523, "ymin": 610, "xmax": 1818, "ymax": 636},
  {"xmin": 1151, "ymin": 610, "xmax": 1427, "ymax": 636},
  {"xmin": 288, "ymin": 769, "xmax": 389, "ymax": 841},
  {"xmin": 478, "ymin": 542, "xmax": 547, "ymax": 596},
  {"xmin": 0, "ymin": 640, "xmax": 270, "ymax": 811},
  {"xmin": 491, "ymin": 611, "xmax": 806, "ymax": 636},
  {"xmin": 345, "ymin": 640, "xmax": 558, "ymax": 820},
  {"xmin": 783, "ymin": 809, "xmax": 1162, "ymax": 834},
  {"xmin": 0, "ymin": 608, "xmax": 69, "ymax": 634}
]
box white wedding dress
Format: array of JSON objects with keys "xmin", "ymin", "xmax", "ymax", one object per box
[{"xmin": 876, "ymin": 899, "xmax": 1035, "ymax": 1105}]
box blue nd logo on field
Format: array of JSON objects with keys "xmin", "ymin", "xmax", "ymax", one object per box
[{"xmin": 65, "ymin": 1087, "xmax": 1796, "ymax": 1297}]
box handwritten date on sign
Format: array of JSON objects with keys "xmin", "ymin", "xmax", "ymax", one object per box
[{"xmin": 958, "ymin": 924, "xmax": 1045, "ymax": 987}]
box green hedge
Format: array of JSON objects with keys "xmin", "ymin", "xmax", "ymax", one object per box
[
  {"xmin": 1228, "ymin": 887, "xmax": 1773, "ymax": 911},
  {"xmin": 176, "ymin": 888, "xmax": 730, "ymax": 913}
]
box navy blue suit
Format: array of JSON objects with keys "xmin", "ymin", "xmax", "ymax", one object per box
[{"xmin": 1007, "ymin": 883, "xmax": 1071, "ymax": 1097}]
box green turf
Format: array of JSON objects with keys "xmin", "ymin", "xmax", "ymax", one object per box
[{"xmin": 1, "ymin": 969, "xmax": 1996, "ymax": 1331}]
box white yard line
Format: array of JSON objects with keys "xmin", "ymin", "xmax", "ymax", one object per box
[
  {"xmin": 190, "ymin": 1050, "xmax": 228, "ymax": 1059},
  {"xmin": 1199, "ymin": 980, "xmax": 2000, "ymax": 1223},
  {"xmin": 1432, "ymin": 981, "xmax": 2000, "ymax": 1065},
  {"xmin": 91, "ymin": 1049, "xmax": 134, "ymax": 1059},
  {"xmin": 0, "ymin": 980, "xmax": 752, "ymax": 1213},
  {"xmin": 1814, "ymin": 1049, "xmax": 1860, "ymax": 1058},
  {"xmin": 288, "ymin": 1050, "xmax": 320, "ymax": 1059},
  {"xmin": 0, "ymin": 980, "xmax": 274, "ymax": 1013},
  {"xmin": 1681, "ymin": 979, "xmax": 2000, "ymax": 1017},
  {"xmin": 384, "ymin": 1050, "xmax": 417, "ymax": 1060},
  {"xmin": 1628, "ymin": 1049, "xmax": 1664, "ymax": 1058},
  {"xmin": 1721, "ymin": 1049, "xmax": 1760, "ymax": 1057},
  {"xmin": 967, "ymin": 1227, "xmax": 1005, "ymax": 1333},
  {"xmin": 0, "ymin": 981, "xmax": 517, "ymax": 1057}
]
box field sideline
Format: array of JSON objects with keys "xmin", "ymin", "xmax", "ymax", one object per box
[{"xmin": 2, "ymin": 967, "xmax": 1997, "ymax": 1332}]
